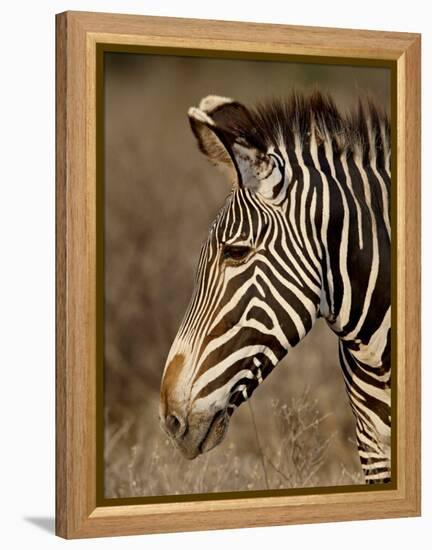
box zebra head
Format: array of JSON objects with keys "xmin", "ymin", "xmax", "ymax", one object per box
[{"xmin": 160, "ymin": 95, "xmax": 322, "ymax": 459}]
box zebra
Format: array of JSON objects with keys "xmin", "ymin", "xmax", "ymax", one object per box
[{"xmin": 159, "ymin": 92, "xmax": 391, "ymax": 485}]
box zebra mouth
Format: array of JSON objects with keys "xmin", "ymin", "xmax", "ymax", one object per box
[
  {"xmin": 193, "ymin": 356, "xmax": 273, "ymax": 457},
  {"xmin": 198, "ymin": 409, "xmax": 229, "ymax": 454}
]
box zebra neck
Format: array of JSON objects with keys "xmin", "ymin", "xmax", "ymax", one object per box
[{"xmin": 303, "ymin": 146, "xmax": 391, "ymax": 347}]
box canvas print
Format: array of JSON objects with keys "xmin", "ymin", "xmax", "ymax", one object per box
[{"xmin": 103, "ymin": 52, "xmax": 391, "ymax": 499}]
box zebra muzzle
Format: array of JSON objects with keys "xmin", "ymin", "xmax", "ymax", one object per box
[{"xmin": 198, "ymin": 409, "xmax": 229, "ymax": 454}]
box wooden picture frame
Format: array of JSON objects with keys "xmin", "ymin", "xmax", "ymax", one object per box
[{"xmin": 56, "ymin": 10, "xmax": 421, "ymax": 539}]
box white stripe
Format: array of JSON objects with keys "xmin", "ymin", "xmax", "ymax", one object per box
[
  {"xmin": 191, "ymin": 345, "xmax": 278, "ymax": 399},
  {"xmin": 343, "ymin": 155, "xmax": 380, "ymax": 341},
  {"xmin": 310, "ymin": 130, "xmax": 333, "ymax": 316},
  {"xmin": 323, "ymin": 135, "xmax": 352, "ymax": 330}
]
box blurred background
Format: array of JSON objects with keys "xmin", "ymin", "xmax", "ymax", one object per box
[{"xmin": 104, "ymin": 52, "xmax": 390, "ymax": 498}]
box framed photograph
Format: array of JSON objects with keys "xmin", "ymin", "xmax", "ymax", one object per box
[{"xmin": 56, "ymin": 11, "xmax": 421, "ymax": 538}]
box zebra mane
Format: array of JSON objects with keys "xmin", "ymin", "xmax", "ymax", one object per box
[{"xmin": 222, "ymin": 91, "xmax": 390, "ymax": 167}]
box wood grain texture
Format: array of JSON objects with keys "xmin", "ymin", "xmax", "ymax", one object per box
[
  {"xmin": 67, "ymin": 10, "xmax": 418, "ymax": 59},
  {"xmin": 55, "ymin": 10, "xmax": 421, "ymax": 539},
  {"xmin": 402, "ymin": 36, "xmax": 421, "ymax": 513},
  {"xmin": 55, "ymin": 12, "xmax": 67, "ymax": 539},
  {"xmin": 56, "ymin": 11, "xmax": 98, "ymax": 537}
]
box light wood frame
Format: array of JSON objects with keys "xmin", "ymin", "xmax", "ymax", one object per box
[{"xmin": 56, "ymin": 10, "xmax": 421, "ymax": 539}]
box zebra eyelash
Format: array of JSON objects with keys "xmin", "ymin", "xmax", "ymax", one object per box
[{"xmin": 221, "ymin": 243, "xmax": 253, "ymax": 264}]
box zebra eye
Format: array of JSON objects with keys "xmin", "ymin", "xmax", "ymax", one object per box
[{"xmin": 222, "ymin": 245, "xmax": 251, "ymax": 263}]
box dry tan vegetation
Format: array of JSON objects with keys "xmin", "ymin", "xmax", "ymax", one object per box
[
  {"xmin": 104, "ymin": 53, "xmax": 390, "ymax": 498},
  {"xmin": 105, "ymin": 385, "xmax": 363, "ymax": 498}
]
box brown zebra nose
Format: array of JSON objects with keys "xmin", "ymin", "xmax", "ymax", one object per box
[{"xmin": 164, "ymin": 412, "xmax": 187, "ymax": 439}]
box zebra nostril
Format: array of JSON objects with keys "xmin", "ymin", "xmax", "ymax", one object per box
[{"xmin": 165, "ymin": 412, "xmax": 186, "ymax": 438}]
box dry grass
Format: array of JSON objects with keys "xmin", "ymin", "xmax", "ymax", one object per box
[
  {"xmin": 105, "ymin": 387, "xmax": 363, "ymax": 498},
  {"xmin": 261, "ymin": 392, "xmax": 363, "ymax": 488}
]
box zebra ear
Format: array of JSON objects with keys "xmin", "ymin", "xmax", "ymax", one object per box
[
  {"xmin": 188, "ymin": 97, "xmax": 239, "ymax": 185},
  {"xmin": 188, "ymin": 96, "xmax": 283, "ymax": 196}
]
